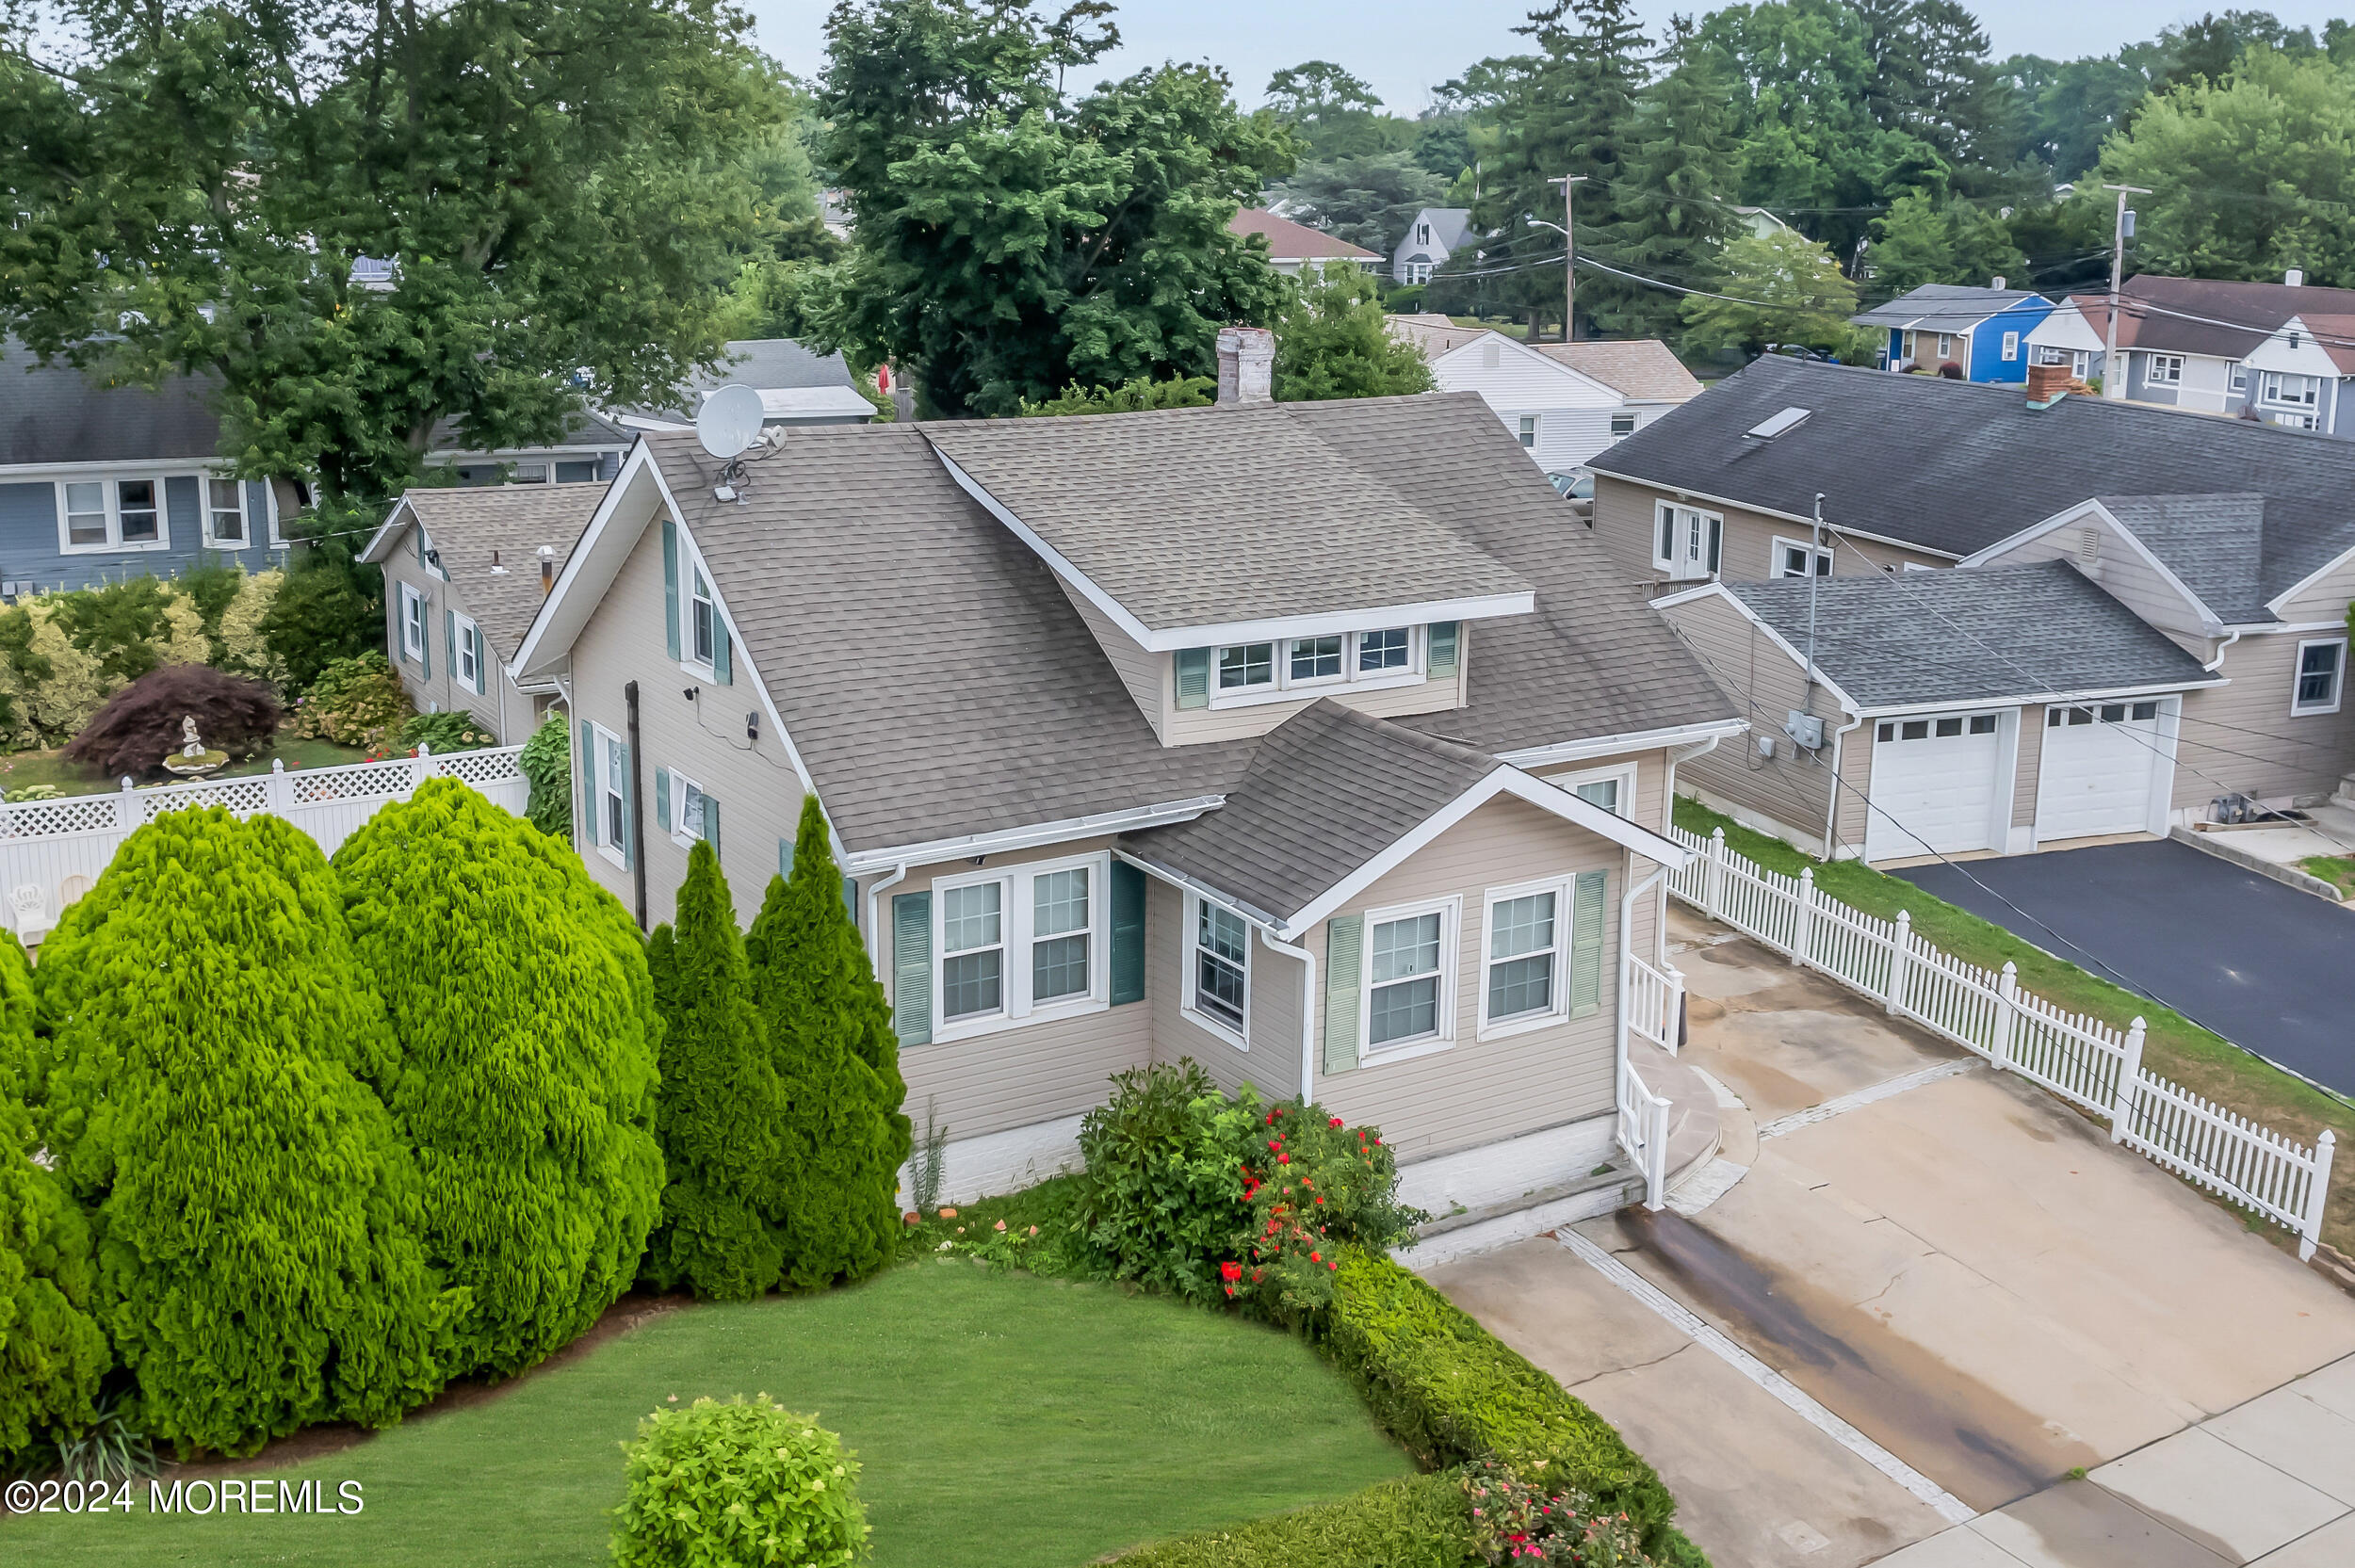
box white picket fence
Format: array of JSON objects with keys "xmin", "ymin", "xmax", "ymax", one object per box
[
  {"xmin": 0, "ymin": 745, "xmax": 529, "ymax": 941},
  {"xmin": 1667, "ymin": 824, "xmax": 2339, "ymax": 1259}
]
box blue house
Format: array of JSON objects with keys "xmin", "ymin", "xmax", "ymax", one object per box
[{"xmin": 1852, "ymin": 283, "xmax": 2056, "ymax": 385}]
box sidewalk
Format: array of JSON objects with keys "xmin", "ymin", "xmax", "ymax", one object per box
[{"xmin": 1878, "ymin": 1353, "xmax": 2355, "ymax": 1565}]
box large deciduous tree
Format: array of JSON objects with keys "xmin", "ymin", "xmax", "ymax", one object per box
[
  {"xmin": 745, "ymin": 797, "xmax": 901, "ymax": 1291},
  {"xmin": 1273, "ymin": 271, "xmax": 1437, "ymax": 401},
  {"xmin": 801, "ymin": 0, "xmax": 1291, "ymax": 417},
  {"xmin": 1866, "ymin": 190, "xmax": 2027, "ymax": 296},
  {"xmin": 0, "ymin": 0, "xmax": 779, "ymax": 502},
  {"xmin": 333, "ymin": 780, "xmax": 664, "ymax": 1379},
  {"xmin": 1681, "ymin": 228, "xmax": 1864, "ymax": 358},
  {"xmin": 32, "ymin": 809, "xmax": 450, "ymax": 1456}
]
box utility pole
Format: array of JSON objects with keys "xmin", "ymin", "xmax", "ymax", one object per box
[
  {"xmin": 2102, "ymin": 184, "xmax": 2151, "ymax": 401},
  {"xmin": 1549, "ymin": 175, "xmax": 1587, "ymax": 342}
]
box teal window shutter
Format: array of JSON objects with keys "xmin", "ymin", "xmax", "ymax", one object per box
[
  {"xmin": 654, "ymin": 768, "xmax": 672, "ymax": 833},
  {"xmin": 892, "ymin": 891, "xmax": 933, "ymax": 1045},
  {"xmin": 662, "ymin": 519, "xmax": 682, "ymax": 660},
  {"xmin": 1429, "ymin": 622, "xmax": 1460, "ymax": 677},
  {"xmin": 576, "ymin": 718, "xmax": 593, "ymax": 843},
  {"xmin": 842, "ymin": 876, "xmax": 859, "ymax": 929},
  {"xmin": 704, "ymin": 794, "xmax": 720, "ymax": 859},
  {"xmin": 779, "ymin": 836, "xmax": 795, "ymax": 880},
  {"xmin": 618, "ymin": 743, "xmax": 635, "ymax": 870},
  {"xmin": 1174, "ymin": 648, "xmax": 1211, "ymax": 709},
  {"xmin": 1568, "ymin": 870, "xmax": 1608, "ymax": 1018},
  {"xmin": 444, "ymin": 609, "xmax": 456, "ymax": 689},
  {"xmin": 1322, "ymin": 914, "xmax": 1363, "ymax": 1075},
  {"xmin": 418, "ymin": 597, "xmax": 431, "ymax": 680},
  {"xmin": 714, "ymin": 625, "xmax": 732, "ymax": 685},
  {"xmin": 1109, "ymin": 860, "xmax": 1146, "ymax": 1005},
  {"xmin": 415, "ymin": 526, "xmax": 427, "ymax": 568}
]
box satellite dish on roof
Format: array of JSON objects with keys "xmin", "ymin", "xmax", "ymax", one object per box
[{"xmin": 696, "ymin": 384, "xmax": 765, "ymax": 461}]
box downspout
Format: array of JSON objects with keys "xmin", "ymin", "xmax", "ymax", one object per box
[
  {"xmin": 2202, "ymin": 629, "xmax": 2242, "ymax": 673},
  {"xmin": 1660, "ymin": 732, "xmax": 1723, "ymax": 967},
  {"xmin": 866, "ymin": 863, "xmax": 912, "ymax": 981},
  {"xmin": 1259, "ymin": 926, "xmax": 1318, "ymax": 1103},
  {"xmin": 625, "ymin": 680, "xmax": 647, "ymax": 929},
  {"xmin": 1821, "ymin": 711, "xmax": 1866, "ymax": 861}
]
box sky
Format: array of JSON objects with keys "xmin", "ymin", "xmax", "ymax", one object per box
[{"xmin": 747, "ymin": 1, "xmax": 2353, "ymax": 110}]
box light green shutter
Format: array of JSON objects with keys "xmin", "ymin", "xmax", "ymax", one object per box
[
  {"xmin": 444, "ymin": 608, "xmax": 456, "ymax": 687},
  {"xmin": 1174, "ymin": 648, "xmax": 1211, "ymax": 709},
  {"xmin": 841, "ymin": 876, "xmax": 859, "ymax": 928},
  {"xmin": 1109, "ymin": 860, "xmax": 1146, "ymax": 1005},
  {"xmin": 779, "ymin": 836, "xmax": 795, "ymax": 880},
  {"xmin": 714, "ymin": 625, "xmax": 732, "ymax": 685},
  {"xmin": 892, "ymin": 891, "xmax": 933, "ymax": 1045},
  {"xmin": 1428, "ymin": 621, "xmax": 1460, "ymax": 677},
  {"xmin": 704, "ymin": 794, "xmax": 720, "ymax": 859},
  {"xmin": 576, "ymin": 718, "xmax": 593, "ymax": 844},
  {"xmin": 654, "ymin": 768, "xmax": 672, "ymax": 833},
  {"xmin": 617, "ymin": 743, "xmax": 635, "ymax": 870},
  {"xmin": 1568, "ymin": 870, "xmax": 1608, "ymax": 1018},
  {"xmin": 662, "ymin": 519, "xmax": 682, "ymax": 660},
  {"xmin": 1322, "ymin": 913, "xmax": 1363, "ymax": 1075},
  {"xmin": 417, "ymin": 596, "xmax": 431, "ymax": 680}
]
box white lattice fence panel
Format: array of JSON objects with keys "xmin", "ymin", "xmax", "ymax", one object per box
[
  {"xmin": 0, "ymin": 795, "xmax": 125, "ymax": 840},
  {"xmin": 139, "ymin": 777, "xmax": 271, "ymax": 821},
  {"xmin": 431, "ymin": 748, "xmax": 523, "ymax": 787},
  {"xmin": 290, "ymin": 762, "xmax": 420, "ymax": 804}
]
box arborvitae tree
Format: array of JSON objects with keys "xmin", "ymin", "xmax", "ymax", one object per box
[
  {"xmin": 32, "ymin": 808, "xmax": 448, "ymax": 1456},
  {"xmin": 642, "ymin": 841, "xmax": 789, "ymax": 1301},
  {"xmin": 746, "ymin": 797, "xmax": 901, "ymax": 1290},
  {"xmin": 1601, "ymin": 18, "xmax": 1743, "ymax": 343},
  {"xmin": 0, "ymin": 928, "xmax": 107, "ymax": 1465},
  {"xmin": 333, "ymin": 779, "xmax": 664, "ymax": 1379}
]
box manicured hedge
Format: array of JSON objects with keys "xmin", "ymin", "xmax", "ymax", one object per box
[{"xmin": 1111, "ymin": 1472, "xmax": 1471, "ymax": 1568}]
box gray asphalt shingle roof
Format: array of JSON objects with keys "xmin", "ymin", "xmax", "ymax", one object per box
[
  {"xmin": 1592, "ymin": 356, "xmax": 2355, "ymax": 599},
  {"xmin": 644, "ymin": 391, "xmax": 1736, "ymax": 856},
  {"xmin": 921, "ymin": 399, "xmax": 1533, "ymax": 635},
  {"xmin": 0, "ymin": 343, "xmax": 222, "ymax": 466},
  {"xmin": 394, "ymin": 485, "xmax": 599, "ymax": 660},
  {"xmin": 1853, "ymin": 283, "xmax": 2049, "ymax": 332},
  {"xmin": 2092, "ymin": 494, "xmax": 2272, "ymax": 624},
  {"xmin": 613, "ymin": 338, "xmax": 859, "ymax": 424},
  {"xmin": 1721, "ymin": 559, "xmax": 2219, "ymax": 709},
  {"xmin": 1123, "ymin": 701, "xmax": 1500, "ymax": 924}
]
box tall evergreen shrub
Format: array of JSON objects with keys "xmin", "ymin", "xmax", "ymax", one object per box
[
  {"xmin": 333, "ymin": 779, "xmax": 664, "ymax": 1379},
  {"xmin": 0, "ymin": 929, "xmax": 107, "ymax": 1465},
  {"xmin": 642, "ymin": 841, "xmax": 790, "ymax": 1301},
  {"xmin": 33, "ymin": 808, "xmax": 449, "ymax": 1456},
  {"xmin": 745, "ymin": 797, "xmax": 900, "ymax": 1289},
  {"xmin": 517, "ymin": 711, "xmax": 574, "ymax": 841}
]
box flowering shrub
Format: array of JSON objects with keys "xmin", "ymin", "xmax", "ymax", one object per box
[
  {"xmin": 399, "ymin": 710, "xmax": 495, "ymax": 753},
  {"xmin": 1224, "ymin": 1093, "xmax": 1421, "ymax": 1316},
  {"xmin": 1464, "ymin": 1461, "xmax": 1651, "ymax": 1565},
  {"xmin": 298, "ymin": 654, "xmax": 413, "ymax": 750},
  {"xmin": 609, "ymin": 1396, "xmax": 868, "ymax": 1568}
]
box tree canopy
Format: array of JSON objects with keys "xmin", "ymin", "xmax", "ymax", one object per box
[{"xmin": 1681, "ymin": 229, "xmax": 1864, "ymax": 357}]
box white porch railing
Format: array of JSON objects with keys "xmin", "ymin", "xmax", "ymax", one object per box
[
  {"xmin": 1667, "ymin": 824, "xmax": 2338, "ymax": 1259},
  {"xmin": 1622, "ymin": 949, "xmax": 1684, "ymax": 1057},
  {"xmin": 1616, "ymin": 1058, "xmax": 1672, "ymax": 1211},
  {"xmin": 0, "ymin": 745, "xmax": 529, "ymax": 941}
]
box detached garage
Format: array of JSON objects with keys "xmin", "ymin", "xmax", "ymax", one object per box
[{"xmin": 1655, "ymin": 561, "xmax": 2223, "ymax": 865}]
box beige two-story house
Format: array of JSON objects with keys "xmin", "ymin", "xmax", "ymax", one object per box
[{"xmin": 511, "ymin": 362, "xmax": 1742, "ymax": 1212}]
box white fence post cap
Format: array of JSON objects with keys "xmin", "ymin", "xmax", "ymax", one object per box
[
  {"xmin": 119, "ymin": 776, "xmax": 132, "ymax": 791},
  {"xmin": 418, "ymin": 742, "xmax": 432, "ymax": 757},
  {"xmin": 1895, "ymin": 908, "xmax": 1911, "ymax": 926},
  {"xmin": 2320, "ymin": 1128, "xmax": 2336, "ymax": 1149},
  {"xmin": 272, "ymin": 758, "xmax": 284, "ymax": 773}
]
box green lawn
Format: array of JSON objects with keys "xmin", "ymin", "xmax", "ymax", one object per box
[
  {"xmin": 0, "ymin": 732, "xmax": 371, "ymax": 796},
  {"xmin": 2299, "ymin": 854, "xmax": 2355, "ymax": 897},
  {"xmin": 1676, "ymin": 797, "xmax": 2355, "ymax": 1255},
  {"xmin": 5, "ymin": 1262, "xmax": 1411, "ymax": 1568}
]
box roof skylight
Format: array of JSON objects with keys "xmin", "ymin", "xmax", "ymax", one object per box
[{"xmin": 1745, "ymin": 407, "xmax": 1813, "ymax": 441}]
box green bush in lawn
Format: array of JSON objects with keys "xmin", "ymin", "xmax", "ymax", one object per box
[
  {"xmin": 1078, "ymin": 1059, "xmax": 1246, "ymax": 1303},
  {"xmin": 642, "ymin": 841, "xmax": 790, "ymax": 1301},
  {"xmin": 296, "ymin": 652, "xmax": 414, "ymax": 751},
  {"xmin": 1318, "ymin": 1247, "xmax": 1689, "ymax": 1560},
  {"xmin": 610, "ymin": 1396, "xmax": 868, "ymax": 1568},
  {"xmin": 1108, "ymin": 1471, "xmax": 1472, "ymax": 1567},
  {"xmin": 398, "ymin": 710, "xmax": 497, "ymax": 754},
  {"xmin": 517, "ymin": 711, "xmax": 573, "ymax": 841},
  {"xmin": 32, "ymin": 807, "xmax": 450, "ymax": 1456},
  {"xmin": 0, "ymin": 928, "xmax": 108, "ymax": 1467},
  {"xmin": 333, "ymin": 779, "xmax": 664, "ymax": 1379},
  {"xmin": 744, "ymin": 796, "xmax": 901, "ymax": 1290}
]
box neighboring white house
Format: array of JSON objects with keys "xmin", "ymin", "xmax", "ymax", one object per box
[
  {"xmin": 1391, "ymin": 326, "xmax": 1702, "ymax": 477},
  {"xmin": 1392, "ymin": 208, "xmax": 1474, "ymax": 286},
  {"xmin": 610, "ymin": 338, "xmax": 877, "ymax": 431}
]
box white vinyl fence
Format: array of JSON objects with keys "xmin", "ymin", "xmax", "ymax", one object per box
[
  {"xmin": 0, "ymin": 745, "xmax": 528, "ymax": 941},
  {"xmin": 1615, "ymin": 949, "xmax": 1684, "ymax": 1209},
  {"xmin": 1667, "ymin": 824, "xmax": 2339, "ymax": 1259}
]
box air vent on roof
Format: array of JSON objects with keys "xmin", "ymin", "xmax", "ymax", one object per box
[{"xmin": 1744, "ymin": 407, "xmax": 1812, "ymax": 441}]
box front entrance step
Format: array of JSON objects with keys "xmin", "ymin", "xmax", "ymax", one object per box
[{"xmin": 1417, "ymin": 1161, "xmax": 1643, "ymax": 1241}]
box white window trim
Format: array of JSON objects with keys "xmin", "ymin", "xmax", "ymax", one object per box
[
  {"xmin": 1935, "ymin": 332, "xmax": 1954, "ymax": 360},
  {"xmin": 1550, "ymin": 762, "xmax": 1636, "ymax": 817},
  {"xmin": 398, "ymin": 582, "xmax": 428, "ymax": 663},
  {"xmin": 1476, "ymin": 875, "xmax": 1574, "ymax": 1042},
  {"xmin": 667, "ymin": 767, "xmax": 709, "ymax": 848},
  {"xmin": 2148, "ymin": 353, "xmax": 2184, "ymax": 385},
  {"xmin": 453, "ymin": 611, "xmax": 484, "ymax": 695},
  {"xmin": 1769, "ymin": 534, "xmax": 1833, "ymax": 579},
  {"xmin": 1517, "ymin": 414, "xmax": 1539, "ymax": 449},
  {"xmin": 1208, "ymin": 628, "xmax": 1427, "ymax": 710},
  {"xmin": 1180, "ymin": 890, "xmax": 1251, "ymax": 1050},
  {"xmin": 2261, "ymin": 370, "xmax": 2320, "ymax": 411},
  {"xmin": 2001, "ymin": 331, "xmax": 2020, "ymax": 362},
  {"xmin": 1653, "ymin": 501, "xmax": 1723, "ymax": 580},
  {"xmin": 2292, "ymin": 636, "xmax": 2346, "ymax": 717},
  {"xmin": 54, "ymin": 475, "xmax": 175, "ymax": 555},
  {"xmin": 1358, "ymin": 894, "xmax": 1461, "ymax": 1066},
  {"xmin": 1609, "ymin": 412, "xmax": 1637, "ymax": 437},
  {"xmin": 931, "ymin": 850, "xmax": 1111, "ymax": 1043},
  {"xmin": 592, "ymin": 722, "xmax": 627, "ymax": 868},
  {"xmin": 681, "ymin": 553, "xmax": 721, "ymax": 680},
  {"xmin": 201, "ymin": 475, "xmax": 252, "ymax": 549}
]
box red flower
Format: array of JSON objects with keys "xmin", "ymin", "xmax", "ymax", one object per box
[
  {"xmin": 1315, "ymin": 1195, "xmax": 1325, "ymax": 1204},
  {"xmin": 1266, "ymin": 1111, "xmax": 1276, "ymax": 1125},
  {"xmin": 1220, "ymin": 1260, "xmax": 1242, "ymax": 1282},
  {"xmin": 1329, "ymin": 1116, "xmax": 1343, "ymax": 1127},
  {"xmin": 1309, "ymin": 1251, "xmax": 1322, "ymax": 1263},
  {"xmin": 1327, "ymin": 1261, "xmax": 1338, "ymax": 1271},
  {"xmin": 1224, "ymin": 1283, "xmax": 1235, "ymax": 1297},
  {"xmin": 1277, "ymin": 1153, "xmax": 1290, "ymax": 1164},
  {"xmin": 1268, "ymin": 1140, "xmax": 1280, "ymax": 1152}
]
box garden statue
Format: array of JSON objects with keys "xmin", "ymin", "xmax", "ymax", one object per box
[
  {"xmin": 181, "ymin": 716, "xmax": 203, "ymax": 756},
  {"xmin": 161, "ymin": 714, "xmax": 229, "ymax": 778}
]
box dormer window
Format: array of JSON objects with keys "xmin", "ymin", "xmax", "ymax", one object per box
[
  {"xmin": 1203, "ymin": 628, "xmax": 1430, "ymax": 710},
  {"xmin": 1219, "ymin": 642, "xmax": 1275, "ymax": 690},
  {"xmin": 1358, "ymin": 628, "xmax": 1411, "ymax": 671},
  {"xmin": 1290, "ymin": 636, "xmax": 1343, "ymax": 683}
]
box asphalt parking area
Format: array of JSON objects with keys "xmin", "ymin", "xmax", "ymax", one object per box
[{"xmin": 1892, "ymin": 838, "xmax": 2355, "ymax": 1095}]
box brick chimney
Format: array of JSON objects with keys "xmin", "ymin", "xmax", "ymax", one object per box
[
  {"xmin": 2025, "ymin": 361, "xmax": 2073, "ymax": 408},
  {"xmin": 1215, "ymin": 326, "xmax": 1275, "ymax": 406}
]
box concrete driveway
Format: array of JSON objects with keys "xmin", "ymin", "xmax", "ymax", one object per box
[
  {"xmin": 1423, "ymin": 911, "xmax": 2355, "ymax": 1567},
  {"xmin": 1891, "ymin": 838, "xmax": 2355, "ymax": 1094}
]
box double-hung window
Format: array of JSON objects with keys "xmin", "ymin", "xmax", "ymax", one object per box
[
  {"xmin": 1772, "ymin": 536, "xmax": 1832, "ymax": 579},
  {"xmin": 934, "ymin": 854, "xmax": 1108, "ymax": 1036},
  {"xmin": 1187, "ymin": 896, "xmax": 1250, "ymax": 1043},
  {"xmin": 1551, "ymin": 763, "xmax": 1634, "ymax": 816},
  {"xmin": 1654, "ymin": 502, "xmax": 1723, "ymax": 580},
  {"xmin": 57, "ymin": 476, "xmax": 171, "ymax": 551},
  {"xmin": 62, "ymin": 482, "xmax": 107, "ymax": 546},
  {"xmin": 1363, "ymin": 900, "xmax": 1454, "ymax": 1055},
  {"xmin": 1935, "ymin": 333, "xmax": 1954, "ymax": 360},
  {"xmin": 689, "ymin": 566, "xmax": 718, "ymax": 669},
  {"xmin": 2294, "ymin": 638, "xmax": 2345, "ymax": 716},
  {"xmin": 668, "ymin": 770, "xmax": 711, "ymax": 846},
  {"xmin": 596, "ymin": 728, "xmax": 627, "ymax": 860},
  {"xmin": 453, "ymin": 613, "xmax": 483, "ymax": 694},
  {"xmin": 206, "ymin": 477, "xmax": 247, "ymax": 545},
  {"xmin": 116, "ymin": 480, "xmax": 159, "ymax": 543},
  {"xmin": 1483, "ymin": 885, "xmax": 1561, "ymax": 1031},
  {"xmin": 1518, "ymin": 415, "xmax": 1538, "ymax": 449},
  {"xmin": 2001, "ymin": 331, "xmax": 2020, "ymax": 362},
  {"xmin": 399, "ymin": 583, "xmax": 428, "ymax": 664}
]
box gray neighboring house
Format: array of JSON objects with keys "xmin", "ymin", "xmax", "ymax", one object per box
[
  {"xmin": 428, "ymin": 408, "xmax": 634, "ymax": 488},
  {"xmin": 2067, "ymin": 274, "xmax": 2355, "ymax": 434},
  {"xmin": 609, "ymin": 338, "xmax": 876, "ymax": 430},
  {"xmin": 361, "ymin": 483, "xmax": 594, "ymax": 744},
  {"xmin": 1589, "ymin": 355, "xmax": 2355, "ymax": 842},
  {"xmin": 1393, "ymin": 208, "xmax": 1473, "ymax": 286},
  {"xmin": 512, "ymin": 361, "xmax": 1743, "ymax": 1212},
  {"xmin": 1655, "ymin": 562, "xmax": 2222, "ymax": 863}
]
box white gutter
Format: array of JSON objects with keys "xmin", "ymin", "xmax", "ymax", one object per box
[
  {"xmin": 1498, "ymin": 718, "xmax": 1746, "ymax": 770},
  {"xmin": 2203, "ymin": 630, "xmax": 2243, "ymax": 672},
  {"xmin": 865, "ymin": 863, "xmax": 911, "ymax": 978},
  {"xmin": 840, "ymin": 795, "xmax": 1226, "ymax": 879},
  {"xmin": 1259, "ymin": 926, "xmax": 1319, "ymax": 1102},
  {"xmin": 1854, "ymin": 678, "xmax": 2227, "ymax": 719}
]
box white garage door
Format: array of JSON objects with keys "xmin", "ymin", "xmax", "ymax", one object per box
[
  {"xmin": 1864, "ymin": 711, "xmax": 2005, "ymax": 862},
  {"xmin": 2037, "ymin": 701, "xmax": 2165, "ymax": 843}
]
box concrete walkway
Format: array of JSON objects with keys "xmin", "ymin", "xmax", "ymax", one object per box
[{"xmin": 1879, "ymin": 1353, "xmax": 2355, "ymax": 1565}]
